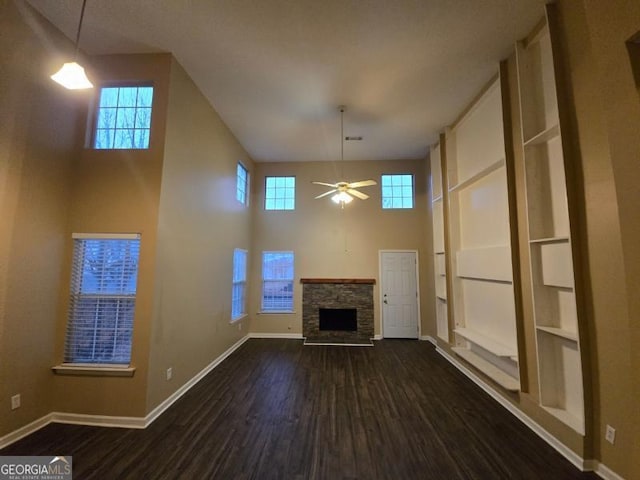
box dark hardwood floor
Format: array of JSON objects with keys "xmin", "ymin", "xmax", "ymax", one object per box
[{"xmin": 2, "ymin": 339, "xmax": 598, "ymax": 479}]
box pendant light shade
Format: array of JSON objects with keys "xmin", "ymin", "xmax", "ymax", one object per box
[
  {"xmin": 51, "ymin": 0, "xmax": 93, "ymax": 90},
  {"xmin": 51, "ymin": 62, "xmax": 93, "ymax": 89}
]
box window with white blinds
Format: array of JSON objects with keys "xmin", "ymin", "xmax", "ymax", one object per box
[
  {"xmin": 261, "ymin": 251, "xmax": 294, "ymax": 312},
  {"xmin": 231, "ymin": 248, "xmax": 248, "ymax": 320},
  {"xmin": 64, "ymin": 234, "xmax": 140, "ymax": 365}
]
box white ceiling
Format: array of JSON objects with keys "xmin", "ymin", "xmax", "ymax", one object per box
[{"xmin": 28, "ymin": 0, "xmax": 547, "ymax": 162}]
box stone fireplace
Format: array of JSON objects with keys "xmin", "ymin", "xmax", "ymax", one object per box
[{"xmin": 301, "ymin": 278, "xmax": 375, "ymax": 344}]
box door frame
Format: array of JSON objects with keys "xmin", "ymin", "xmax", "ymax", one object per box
[{"xmin": 378, "ymin": 250, "xmax": 421, "ymax": 339}]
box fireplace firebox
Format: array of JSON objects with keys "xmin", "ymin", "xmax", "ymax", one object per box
[{"xmin": 319, "ymin": 308, "xmax": 357, "ymax": 331}]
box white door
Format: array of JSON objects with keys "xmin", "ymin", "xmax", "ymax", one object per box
[{"xmin": 381, "ymin": 251, "xmax": 419, "ymax": 338}]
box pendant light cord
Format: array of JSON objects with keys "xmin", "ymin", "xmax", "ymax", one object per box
[
  {"xmin": 74, "ymin": 0, "xmax": 88, "ymax": 59},
  {"xmin": 340, "ymin": 106, "xmax": 345, "ymax": 179}
]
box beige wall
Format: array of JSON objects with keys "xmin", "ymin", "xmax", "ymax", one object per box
[
  {"xmin": 51, "ymin": 54, "xmax": 171, "ymax": 417},
  {"xmin": 146, "ymin": 58, "xmax": 254, "ymax": 411},
  {"xmin": 556, "ymin": 1, "xmax": 640, "ymax": 477},
  {"xmin": 249, "ymin": 160, "xmax": 432, "ymax": 337},
  {"xmin": 0, "ymin": 1, "xmax": 87, "ymax": 437}
]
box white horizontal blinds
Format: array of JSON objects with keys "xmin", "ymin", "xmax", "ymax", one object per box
[
  {"xmin": 261, "ymin": 251, "xmax": 294, "ymax": 311},
  {"xmin": 232, "ymin": 249, "xmax": 248, "ymax": 319},
  {"xmin": 64, "ymin": 237, "xmax": 141, "ymax": 364}
]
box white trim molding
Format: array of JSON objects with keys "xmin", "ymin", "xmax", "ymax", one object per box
[
  {"xmin": 144, "ymin": 334, "xmax": 250, "ymax": 427},
  {"xmin": 594, "ymin": 462, "xmax": 626, "ymax": 480},
  {"xmin": 433, "ymin": 345, "xmax": 628, "ymax": 479},
  {"xmin": 0, "ymin": 334, "xmax": 251, "ymax": 449},
  {"xmin": 248, "ymin": 332, "xmax": 303, "ymax": 339},
  {"xmin": 420, "ymin": 335, "xmax": 437, "ymax": 345},
  {"xmin": 0, "ymin": 413, "xmax": 55, "ymax": 450}
]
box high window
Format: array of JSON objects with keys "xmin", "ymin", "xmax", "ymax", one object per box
[
  {"xmin": 381, "ymin": 174, "xmax": 414, "ymax": 209},
  {"xmin": 232, "ymin": 249, "xmax": 248, "ymax": 320},
  {"xmin": 237, "ymin": 163, "xmax": 249, "ymax": 205},
  {"xmin": 64, "ymin": 234, "xmax": 140, "ymax": 365},
  {"xmin": 264, "ymin": 176, "xmax": 295, "ymax": 210},
  {"xmin": 261, "ymin": 251, "xmax": 294, "ymax": 312},
  {"xmin": 94, "ymin": 85, "xmax": 154, "ymax": 149}
]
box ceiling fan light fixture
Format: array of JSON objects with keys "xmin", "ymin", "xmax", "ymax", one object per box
[
  {"xmin": 51, "ymin": 0, "xmax": 93, "ymax": 90},
  {"xmin": 331, "ymin": 191, "xmax": 353, "ymax": 205},
  {"xmin": 51, "ymin": 62, "xmax": 93, "ymax": 89}
]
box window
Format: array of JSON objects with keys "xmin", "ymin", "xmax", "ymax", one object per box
[
  {"xmin": 94, "ymin": 85, "xmax": 154, "ymax": 149},
  {"xmin": 64, "ymin": 234, "xmax": 140, "ymax": 365},
  {"xmin": 232, "ymin": 249, "xmax": 248, "ymax": 320},
  {"xmin": 264, "ymin": 176, "xmax": 295, "ymax": 210},
  {"xmin": 237, "ymin": 163, "xmax": 249, "ymax": 205},
  {"xmin": 261, "ymin": 251, "xmax": 294, "ymax": 311},
  {"xmin": 381, "ymin": 174, "xmax": 414, "ymax": 209}
]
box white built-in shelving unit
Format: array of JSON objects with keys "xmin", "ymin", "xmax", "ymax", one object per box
[
  {"xmin": 446, "ymin": 77, "xmax": 520, "ymax": 392},
  {"xmin": 430, "ymin": 141, "xmax": 449, "ymax": 342},
  {"xmin": 515, "ymin": 11, "xmax": 585, "ymax": 434}
]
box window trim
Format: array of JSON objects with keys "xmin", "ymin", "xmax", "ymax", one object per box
[
  {"xmin": 264, "ymin": 176, "xmax": 296, "ymax": 211},
  {"xmin": 380, "ymin": 173, "xmax": 415, "ymax": 209},
  {"xmin": 231, "ymin": 248, "xmax": 248, "ymax": 321},
  {"xmin": 92, "ymin": 83, "xmax": 155, "ymax": 150},
  {"xmin": 236, "ymin": 162, "xmax": 250, "ymax": 206},
  {"xmin": 261, "ymin": 251, "xmax": 295, "ymax": 312},
  {"xmin": 59, "ymin": 232, "xmax": 141, "ymax": 371}
]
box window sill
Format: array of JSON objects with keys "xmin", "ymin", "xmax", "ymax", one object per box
[
  {"xmin": 52, "ymin": 364, "xmax": 136, "ymax": 377},
  {"xmin": 258, "ymin": 311, "xmax": 296, "ymax": 315},
  {"xmin": 230, "ymin": 314, "xmax": 248, "ymax": 324}
]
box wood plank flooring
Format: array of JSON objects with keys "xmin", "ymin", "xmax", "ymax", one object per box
[{"xmin": 1, "ymin": 339, "xmax": 598, "ymax": 479}]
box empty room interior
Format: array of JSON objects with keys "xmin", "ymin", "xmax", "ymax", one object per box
[{"xmin": 1, "ymin": 0, "xmax": 639, "ymax": 478}]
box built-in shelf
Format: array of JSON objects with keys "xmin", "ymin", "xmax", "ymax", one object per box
[
  {"xmin": 454, "ymin": 327, "xmax": 517, "ymax": 357},
  {"xmin": 436, "ymin": 294, "xmax": 447, "ymax": 301},
  {"xmin": 432, "ymin": 195, "xmax": 443, "ymax": 203},
  {"xmin": 536, "ymin": 326, "xmax": 578, "ymax": 342},
  {"xmin": 523, "ymin": 123, "xmax": 560, "ymax": 146},
  {"xmin": 448, "ymin": 158, "xmax": 505, "ymax": 193},
  {"xmin": 452, "ymin": 347, "xmax": 520, "ymax": 391},
  {"xmin": 529, "ymin": 236, "xmax": 569, "ymax": 244},
  {"xmin": 517, "ymin": 7, "xmax": 585, "ymax": 435}
]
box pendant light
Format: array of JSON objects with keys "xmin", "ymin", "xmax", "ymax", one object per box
[{"xmin": 51, "ymin": 0, "xmax": 93, "ymax": 89}]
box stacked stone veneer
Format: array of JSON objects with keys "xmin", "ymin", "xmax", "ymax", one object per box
[{"xmin": 302, "ymin": 279, "xmax": 374, "ymax": 343}]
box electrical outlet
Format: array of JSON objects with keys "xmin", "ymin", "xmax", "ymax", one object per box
[
  {"xmin": 11, "ymin": 394, "xmax": 21, "ymax": 410},
  {"xmin": 166, "ymin": 368, "xmax": 172, "ymax": 381},
  {"xmin": 605, "ymin": 425, "xmax": 616, "ymax": 444}
]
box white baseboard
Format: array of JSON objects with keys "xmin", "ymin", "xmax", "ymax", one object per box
[
  {"xmin": 594, "ymin": 461, "xmax": 626, "ymax": 480},
  {"xmin": 373, "ymin": 335, "xmax": 382, "ymax": 340},
  {"xmin": 248, "ymin": 332, "xmax": 303, "ymax": 339},
  {"xmin": 435, "ymin": 346, "xmax": 606, "ymax": 475},
  {"xmin": 0, "ymin": 413, "xmax": 55, "ymax": 450},
  {"xmin": 144, "ymin": 334, "xmax": 250, "ymax": 426},
  {"xmin": 420, "ymin": 335, "xmax": 437, "ymax": 345},
  {"xmin": 52, "ymin": 412, "xmax": 146, "ymax": 429},
  {"xmin": 0, "ymin": 334, "xmax": 251, "ymax": 449}
]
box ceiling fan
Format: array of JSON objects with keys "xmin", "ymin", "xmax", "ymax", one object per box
[{"xmin": 312, "ymin": 106, "xmax": 377, "ymax": 207}]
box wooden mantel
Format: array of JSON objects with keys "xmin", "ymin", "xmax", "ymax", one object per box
[{"xmin": 300, "ymin": 278, "xmax": 376, "ymax": 284}]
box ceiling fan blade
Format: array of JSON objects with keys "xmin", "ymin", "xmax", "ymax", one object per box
[
  {"xmin": 348, "ymin": 179, "xmax": 377, "ymax": 188},
  {"xmin": 347, "ymin": 189, "xmax": 369, "ymax": 200},
  {"xmin": 312, "ymin": 181, "xmax": 338, "ymax": 188},
  {"xmin": 315, "ymin": 189, "xmax": 337, "ymax": 199}
]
